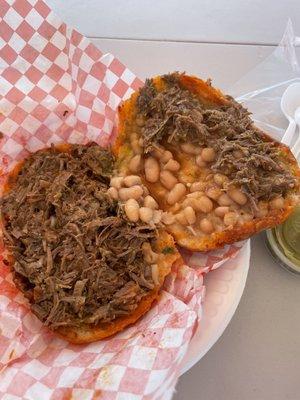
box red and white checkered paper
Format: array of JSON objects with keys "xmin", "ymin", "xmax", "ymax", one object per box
[{"xmin": 0, "ymin": 1, "xmax": 243, "ymax": 399}]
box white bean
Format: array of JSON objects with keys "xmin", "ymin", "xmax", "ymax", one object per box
[
  {"xmin": 190, "ymin": 181, "xmax": 206, "ymax": 192},
  {"xmin": 145, "ymin": 157, "xmax": 160, "ymax": 183},
  {"xmin": 195, "ymin": 155, "xmax": 207, "ymax": 167},
  {"xmin": 206, "ymin": 186, "xmax": 222, "ymax": 201},
  {"xmin": 228, "ymin": 188, "xmax": 247, "ymax": 205},
  {"xmin": 144, "ymin": 195, "xmax": 158, "ymax": 210},
  {"xmin": 211, "ymin": 215, "xmax": 223, "ymax": 227},
  {"xmin": 161, "ymin": 212, "xmax": 176, "ymax": 225},
  {"xmin": 161, "ymin": 150, "xmax": 173, "ymax": 163},
  {"xmin": 160, "ymin": 170, "xmax": 178, "ymax": 190},
  {"xmin": 151, "ymin": 146, "xmax": 164, "ymax": 159},
  {"xmin": 196, "ymin": 195, "xmax": 213, "ymax": 213},
  {"xmin": 152, "ymin": 210, "xmax": 163, "ymax": 224},
  {"xmin": 180, "ymin": 143, "xmax": 202, "ymax": 154},
  {"xmin": 224, "ymin": 211, "xmax": 238, "ymax": 226},
  {"xmin": 139, "ymin": 207, "xmax": 154, "ymax": 223},
  {"xmin": 187, "ymin": 191, "xmax": 204, "ymax": 198},
  {"xmin": 129, "ymin": 154, "xmax": 143, "ymax": 173},
  {"xmin": 188, "ymin": 200, "xmax": 201, "ymax": 213},
  {"xmin": 107, "ymin": 187, "xmax": 119, "ymax": 200},
  {"xmin": 240, "ymin": 212, "xmax": 253, "ymax": 222},
  {"xmin": 201, "ymin": 147, "xmax": 216, "ymax": 162},
  {"xmin": 142, "ymin": 242, "xmax": 158, "ymax": 263},
  {"xmin": 110, "ymin": 176, "xmax": 123, "ymax": 189},
  {"xmin": 123, "ymin": 175, "xmax": 142, "ymax": 187},
  {"xmin": 218, "ymin": 193, "xmax": 233, "ymax": 206},
  {"xmin": 182, "ymin": 197, "xmax": 196, "ymax": 208},
  {"xmin": 257, "ymin": 208, "xmax": 268, "ymax": 218},
  {"xmin": 257, "ymin": 201, "xmax": 269, "ymax": 217},
  {"xmin": 172, "ymin": 202, "xmax": 181, "ymax": 213},
  {"xmin": 167, "ymin": 183, "xmax": 186, "ymax": 205},
  {"xmin": 151, "ymin": 264, "xmax": 160, "ymax": 285},
  {"xmin": 270, "ymin": 197, "xmax": 285, "ymax": 209},
  {"xmin": 200, "ymin": 218, "xmax": 214, "ymax": 234},
  {"xmin": 214, "ymin": 206, "xmax": 229, "ymax": 217},
  {"xmin": 214, "ymin": 173, "xmax": 229, "ymax": 187},
  {"xmin": 119, "ymin": 186, "xmax": 143, "ymax": 201},
  {"xmin": 176, "ymin": 212, "xmax": 189, "ymax": 225},
  {"xmin": 124, "ymin": 199, "xmax": 139, "ymax": 222},
  {"xmin": 183, "ymin": 206, "xmax": 196, "ymax": 225},
  {"xmin": 130, "ymin": 133, "xmax": 142, "ymax": 154},
  {"xmin": 164, "ymin": 159, "xmax": 180, "ymax": 171},
  {"xmin": 142, "ymin": 242, "xmax": 151, "ymax": 252}
]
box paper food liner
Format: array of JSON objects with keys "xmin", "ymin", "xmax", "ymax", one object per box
[{"xmin": 3, "ymin": 0, "xmax": 293, "ymax": 399}]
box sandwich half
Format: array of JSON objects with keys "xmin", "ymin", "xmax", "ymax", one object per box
[
  {"xmin": 0, "ymin": 144, "xmax": 181, "ymax": 343},
  {"xmin": 113, "ymin": 73, "xmax": 300, "ymax": 251}
]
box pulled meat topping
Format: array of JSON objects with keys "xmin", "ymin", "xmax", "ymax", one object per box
[
  {"xmin": 1, "ymin": 144, "xmax": 155, "ymax": 328},
  {"xmin": 137, "ymin": 73, "xmax": 296, "ymax": 201}
]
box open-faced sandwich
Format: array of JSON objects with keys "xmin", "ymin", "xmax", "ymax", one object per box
[
  {"xmin": 0, "ymin": 144, "xmax": 181, "ymax": 343},
  {"xmin": 1, "ymin": 73, "xmax": 299, "ymax": 343},
  {"xmin": 113, "ymin": 73, "xmax": 300, "ymax": 251}
]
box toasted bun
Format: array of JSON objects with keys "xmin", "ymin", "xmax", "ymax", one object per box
[
  {"xmin": 55, "ymin": 230, "xmax": 181, "ymax": 344},
  {"xmin": 114, "ymin": 74, "xmax": 300, "ymax": 252}
]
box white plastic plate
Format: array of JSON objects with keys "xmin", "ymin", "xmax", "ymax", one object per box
[{"xmin": 180, "ymin": 240, "xmax": 251, "ymax": 374}]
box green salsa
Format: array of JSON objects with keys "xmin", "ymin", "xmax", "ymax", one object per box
[
  {"xmin": 274, "ymin": 205, "xmax": 300, "ymax": 268},
  {"xmin": 162, "ymin": 246, "xmax": 175, "ymax": 255}
]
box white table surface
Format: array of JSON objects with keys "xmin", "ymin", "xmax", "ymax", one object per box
[
  {"xmin": 47, "ymin": 2, "xmax": 300, "ymax": 398},
  {"xmin": 48, "ymin": 0, "xmax": 300, "ymax": 45}
]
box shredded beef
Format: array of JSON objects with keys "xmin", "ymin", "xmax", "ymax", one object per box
[
  {"xmin": 1, "ymin": 144, "xmax": 155, "ymax": 328},
  {"xmin": 137, "ymin": 73, "xmax": 296, "ymax": 201}
]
